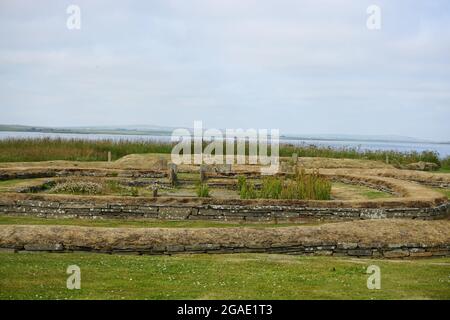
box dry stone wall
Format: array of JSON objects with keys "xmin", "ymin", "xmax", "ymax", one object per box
[
  {"xmin": 0, "ymin": 197, "xmax": 448, "ymax": 220},
  {"xmin": 1, "ymin": 225, "xmax": 448, "ymax": 259},
  {"xmin": 2, "ymin": 241, "xmax": 449, "ymax": 259}
]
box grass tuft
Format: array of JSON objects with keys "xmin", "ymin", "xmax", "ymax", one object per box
[
  {"xmin": 239, "ymin": 169, "xmax": 331, "ymax": 200},
  {"xmin": 195, "ymin": 182, "xmax": 210, "ymax": 198}
]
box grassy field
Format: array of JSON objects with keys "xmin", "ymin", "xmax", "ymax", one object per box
[
  {"xmin": 0, "ymin": 179, "xmax": 28, "ymax": 191},
  {"xmin": 332, "ymin": 182, "xmax": 392, "ymax": 200},
  {"xmin": 0, "ymin": 137, "xmax": 447, "ymax": 169},
  {"xmin": 441, "ymin": 157, "xmax": 450, "ymax": 172},
  {"xmin": 0, "ymin": 138, "xmax": 173, "ymax": 162},
  {"xmin": 0, "ymin": 215, "xmax": 321, "ymax": 228},
  {"xmin": 238, "ymin": 172, "xmax": 332, "ymax": 200},
  {"xmin": 434, "ymin": 188, "xmax": 450, "ymax": 199},
  {"xmin": 0, "ymin": 252, "xmax": 449, "ymax": 300}
]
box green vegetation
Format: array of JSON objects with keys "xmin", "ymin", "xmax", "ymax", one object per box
[
  {"xmin": 239, "ymin": 177, "xmax": 258, "ymax": 199},
  {"xmin": 0, "ymin": 138, "xmax": 173, "ymax": 162},
  {"xmin": 259, "ymin": 176, "xmax": 283, "ymax": 199},
  {"xmin": 279, "ymin": 145, "xmax": 444, "ymax": 168},
  {"xmin": 237, "ymin": 175, "xmax": 247, "ymax": 192},
  {"xmin": 49, "ymin": 179, "xmax": 144, "ymax": 196},
  {"xmin": 103, "ymin": 180, "xmax": 126, "ymax": 194},
  {"xmin": 130, "ymin": 187, "xmax": 139, "ymax": 197},
  {"xmin": 0, "ymin": 252, "xmax": 449, "ymax": 299},
  {"xmin": 438, "ymin": 157, "xmax": 450, "ymax": 173},
  {"xmin": 332, "ymin": 182, "xmax": 393, "ymax": 200},
  {"xmin": 0, "ymin": 215, "xmax": 318, "ymax": 228},
  {"xmin": 50, "ymin": 179, "xmax": 104, "ymax": 195},
  {"xmin": 195, "ymin": 182, "xmax": 210, "ymax": 198},
  {"xmin": 433, "ymin": 188, "xmax": 450, "ymax": 199},
  {"xmin": 363, "ymin": 191, "xmax": 392, "ymax": 199},
  {"xmin": 0, "ymin": 179, "xmax": 31, "ymax": 192},
  {"xmin": 0, "ymin": 138, "xmax": 448, "ymax": 170},
  {"xmin": 0, "ymin": 179, "xmax": 23, "ymax": 187},
  {"xmin": 441, "ymin": 156, "xmax": 450, "ymax": 171},
  {"xmin": 239, "ymin": 170, "xmax": 331, "ymax": 200}
]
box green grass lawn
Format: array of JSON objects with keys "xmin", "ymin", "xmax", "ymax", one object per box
[
  {"xmin": 0, "ymin": 179, "xmax": 37, "ymax": 191},
  {"xmin": 0, "ymin": 179, "xmax": 23, "ymax": 187},
  {"xmin": 0, "ymin": 215, "xmax": 321, "ymax": 229},
  {"xmin": 0, "ymin": 252, "xmax": 449, "ymax": 300},
  {"xmin": 332, "ymin": 182, "xmax": 392, "ymax": 200},
  {"xmin": 361, "ymin": 190, "xmax": 393, "ymax": 199},
  {"xmin": 433, "ymin": 188, "xmax": 450, "ymax": 199}
]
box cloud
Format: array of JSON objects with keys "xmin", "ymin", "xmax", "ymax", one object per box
[{"xmin": 0, "ymin": 0, "xmax": 449, "ymax": 140}]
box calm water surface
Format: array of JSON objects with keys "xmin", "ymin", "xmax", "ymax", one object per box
[{"xmin": 0, "ymin": 131, "xmax": 449, "ymax": 157}]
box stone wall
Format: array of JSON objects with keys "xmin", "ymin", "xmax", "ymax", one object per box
[
  {"xmin": 1, "ymin": 221, "xmax": 448, "ymax": 259},
  {"xmin": 2, "ymin": 238, "xmax": 449, "ymax": 259},
  {"xmin": 0, "ymin": 198, "xmax": 448, "ymax": 220},
  {"xmin": 0, "ymin": 168, "xmax": 165, "ymax": 180}
]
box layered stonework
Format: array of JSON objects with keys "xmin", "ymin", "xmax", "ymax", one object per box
[{"xmin": 1, "ymin": 221, "xmax": 449, "ymax": 258}]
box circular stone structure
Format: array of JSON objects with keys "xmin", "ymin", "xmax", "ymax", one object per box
[
  {"xmin": 0, "ymin": 156, "xmax": 449, "ymax": 259},
  {"xmin": 0, "ymin": 160, "xmax": 448, "ymax": 221}
]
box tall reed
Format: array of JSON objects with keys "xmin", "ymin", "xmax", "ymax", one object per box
[
  {"xmin": 0, "ymin": 137, "xmax": 446, "ymax": 169},
  {"xmin": 239, "ymin": 169, "xmax": 331, "ymax": 200}
]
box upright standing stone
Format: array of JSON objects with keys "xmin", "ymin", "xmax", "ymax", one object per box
[
  {"xmin": 214, "ymin": 164, "xmax": 232, "ymax": 174},
  {"xmin": 222, "ymin": 164, "xmax": 232, "ymax": 174},
  {"xmin": 281, "ymin": 161, "xmax": 288, "ymax": 173},
  {"xmin": 292, "ymin": 153, "xmax": 298, "ymax": 163},
  {"xmin": 108, "ymin": 151, "xmax": 112, "ymax": 162},
  {"xmin": 157, "ymin": 156, "xmax": 167, "ymax": 170},
  {"xmin": 168, "ymin": 163, "xmax": 178, "ymax": 173},
  {"xmin": 168, "ymin": 163, "xmax": 178, "ymax": 186},
  {"xmin": 200, "ymin": 165, "xmax": 207, "ymax": 183}
]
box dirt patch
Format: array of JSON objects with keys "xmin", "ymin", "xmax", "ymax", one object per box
[
  {"xmin": 320, "ymin": 168, "xmax": 450, "ymax": 185},
  {"xmin": 297, "ymin": 157, "xmax": 395, "ymax": 169}
]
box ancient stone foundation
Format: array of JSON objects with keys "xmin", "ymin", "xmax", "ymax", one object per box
[
  {"xmin": 0, "ymin": 223, "xmax": 449, "ymax": 259},
  {"xmin": 0, "ymin": 198, "xmax": 448, "ymax": 220},
  {"xmin": 2, "ymin": 242, "xmax": 449, "ymax": 259}
]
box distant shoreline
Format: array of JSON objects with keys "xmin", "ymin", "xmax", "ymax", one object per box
[
  {"xmin": 0, "ymin": 124, "xmax": 448, "ymax": 145},
  {"xmin": 1, "ymin": 130, "xmax": 450, "ymax": 158}
]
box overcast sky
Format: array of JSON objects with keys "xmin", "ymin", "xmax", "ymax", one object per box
[{"xmin": 0, "ymin": 0, "xmax": 449, "ymax": 140}]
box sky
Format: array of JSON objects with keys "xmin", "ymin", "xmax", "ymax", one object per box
[{"xmin": 0, "ymin": 0, "xmax": 449, "ymax": 141}]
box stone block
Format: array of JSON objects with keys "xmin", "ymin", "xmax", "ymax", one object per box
[
  {"xmin": 409, "ymin": 251, "xmax": 433, "ymax": 258},
  {"xmin": 24, "ymin": 243, "xmax": 64, "ymax": 251},
  {"xmin": 383, "ymin": 249, "xmax": 410, "ymax": 258},
  {"xmin": 314, "ymin": 250, "xmax": 333, "ymax": 256},
  {"xmin": 337, "ymin": 243, "xmax": 358, "ymax": 250},
  {"xmin": 166, "ymin": 245, "xmax": 185, "ymax": 252},
  {"xmin": 184, "ymin": 244, "xmax": 207, "ymax": 252},
  {"xmin": 158, "ymin": 207, "xmax": 192, "ymax": 219},
  {"xmin": 347, "ymin": 249, "xmax": 373, "ymax": 256},
  {"xmin": 429, "ymin": 250, "xmax": 449, "ymax": 257}
]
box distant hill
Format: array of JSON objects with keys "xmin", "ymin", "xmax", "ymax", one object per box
[
  {"xmin": 279, "ymin": 133, "xmax": 439, "ymax": 144},
  {"xmin": 0, "ymin": 124, "xmax": 174, "ymax": 136}
]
